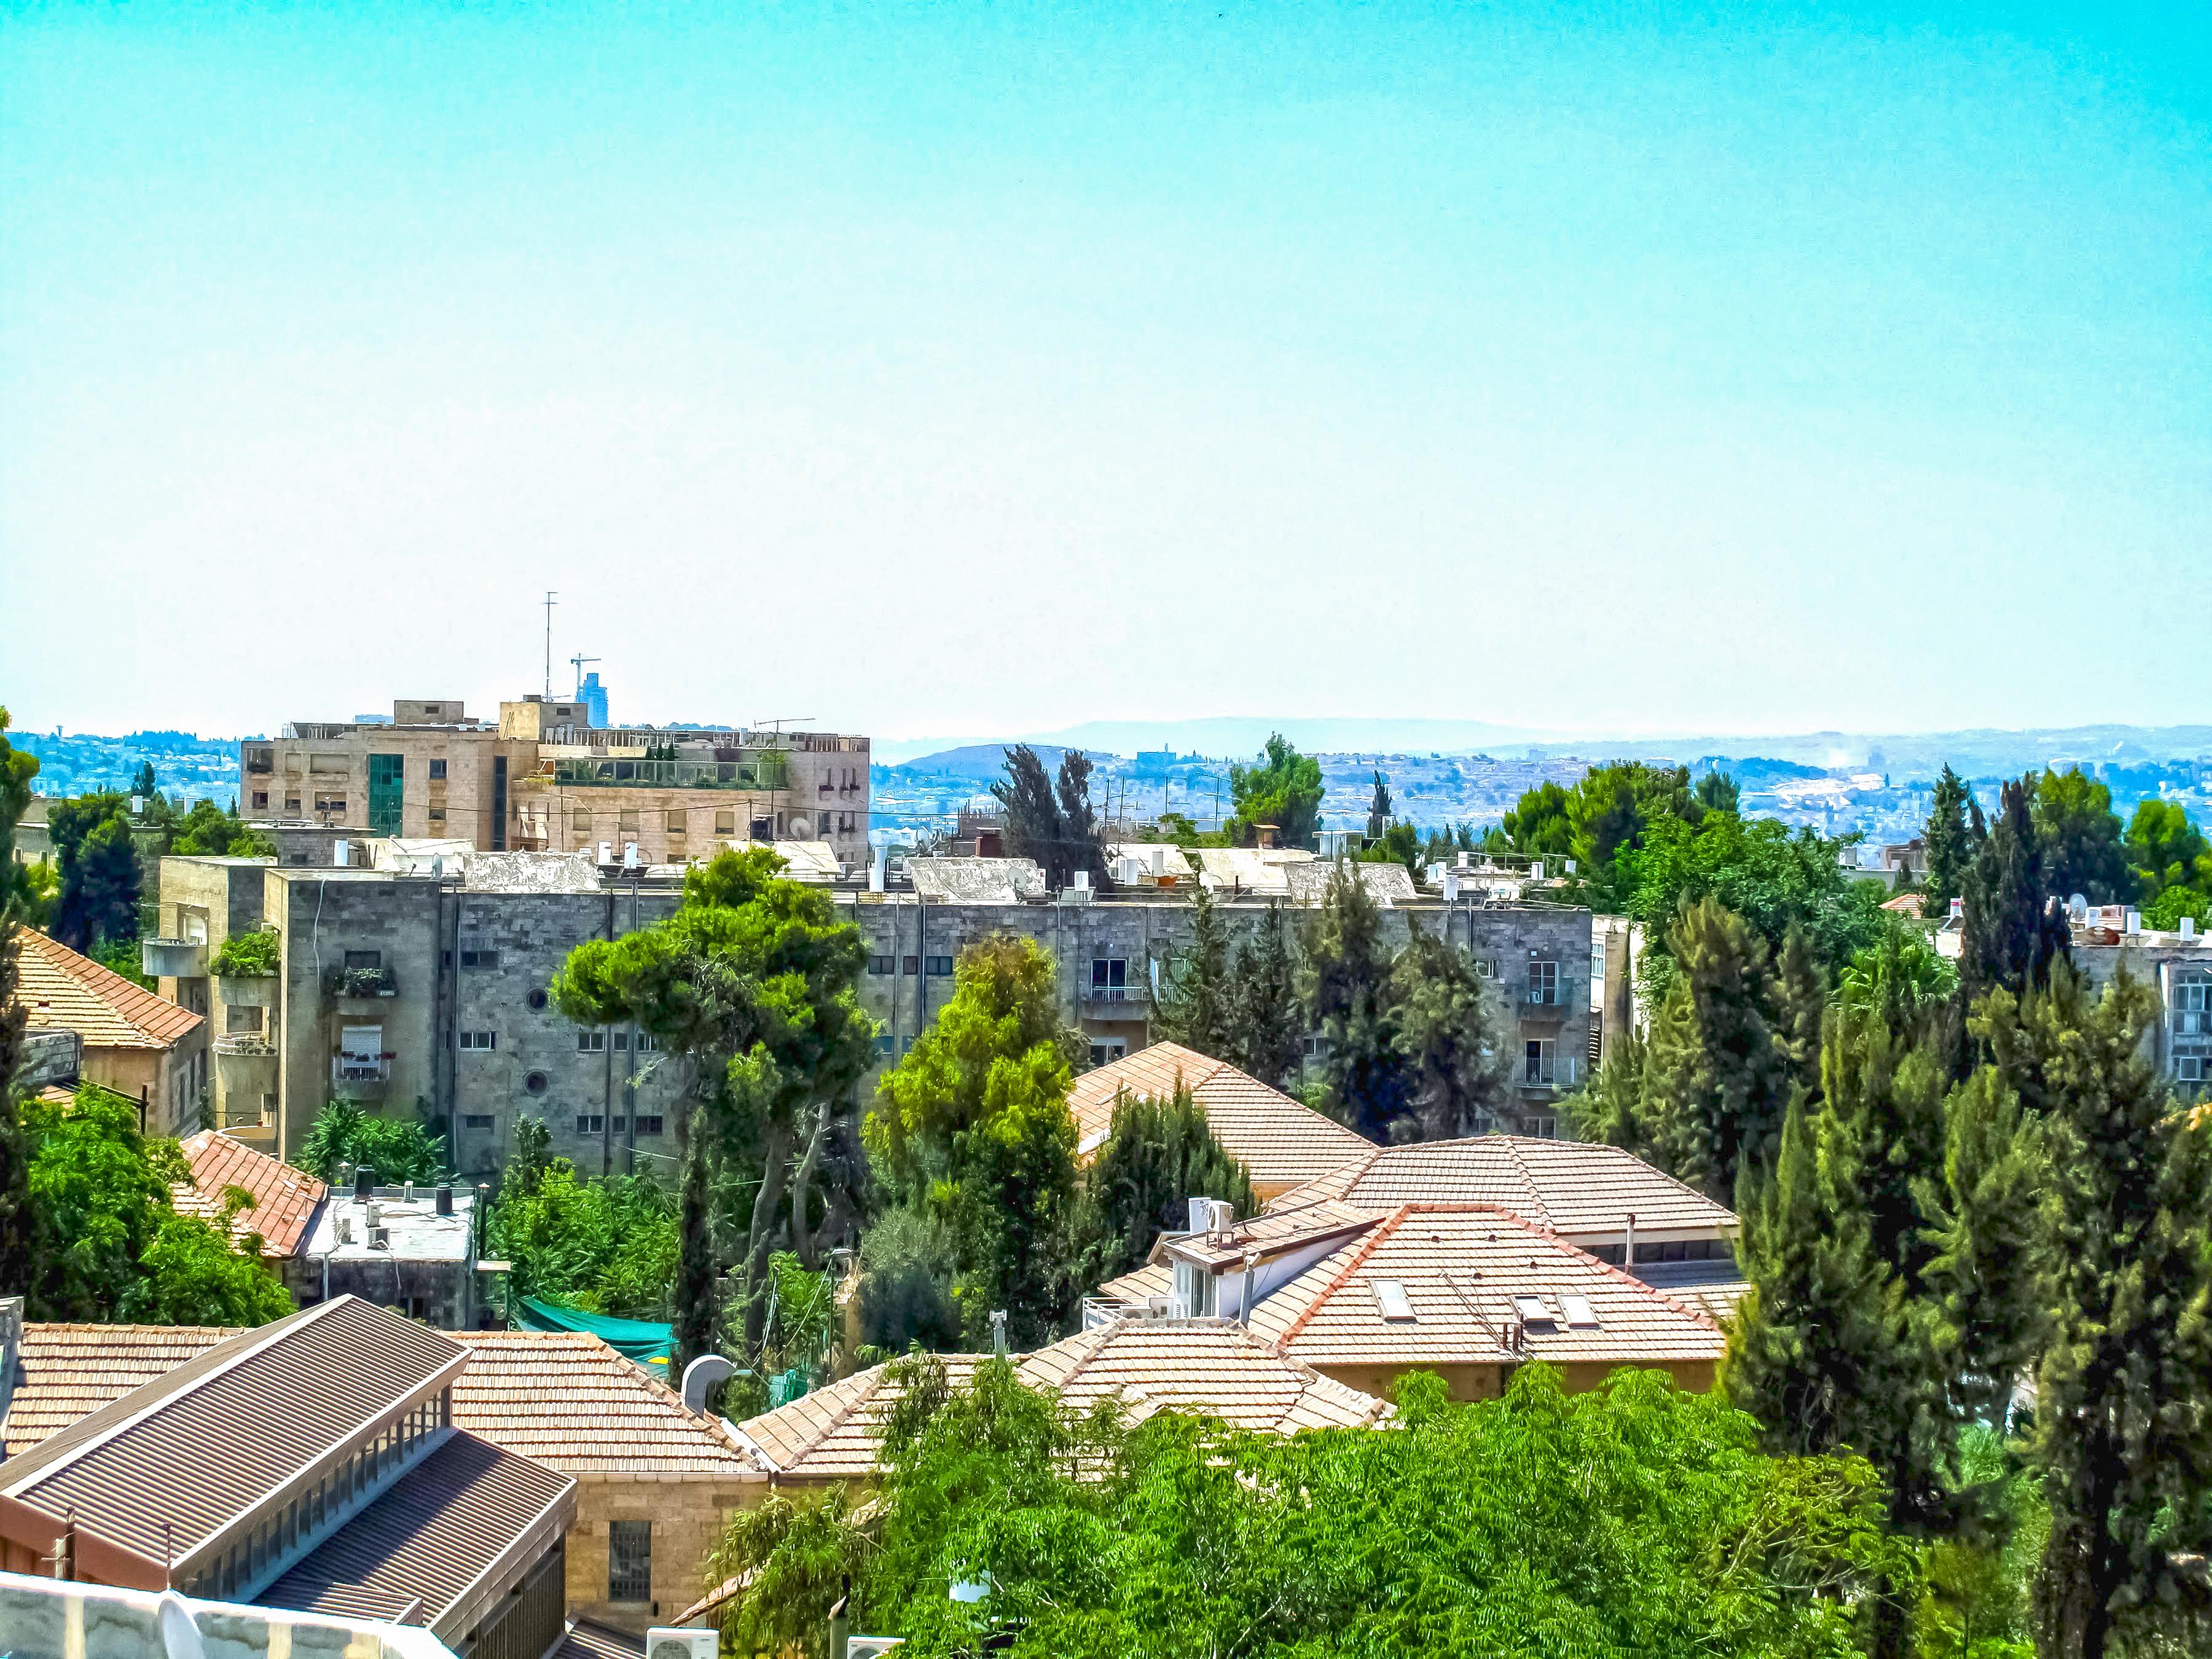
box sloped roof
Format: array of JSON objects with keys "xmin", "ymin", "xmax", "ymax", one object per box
[
  {"xmin": 449, "ymin": 1331, "xmax": 758, "ymax": 1478},
  {"xmin": 14, "ymin": 929, "xmax": 203, "ymax": 1051},
  {"xmin": 768, "ymin": 840, "xmax": 843, "ymax": 882},
  {"xmin": 1194, "ymin": 848, "xmax": 1312, "ymax": 896},
  {"xmin": 908, "ymin": 856, "xmax": 1046, "ymax": 903},
  {"xmin": 1158, "ymin": 1197, "xmax": 1382, "ymax": 1272},
  {"xmin": 1245, "ymin": 1204, "xmax": 1724, "ymax": 1371},
  {"xmin": 173, "ymin": 1131, "xmax": 329, "ymax": 1257},
  {"xmin": 1068, "ymin": 1041, "xmax": 1374, "ymax": 1194},
  {"xmin": 4, "ymin": 1324, "xmax": 241, "ymax": 1459},
  {"xmin": 1282, "ymin": 861, "xmax": 1417, "ymax": 907},
  {"xmin": 1266, "ymin": 1136, "xmax": 1736, "ymax": 1239},
  {"xmin": 732, "ymin": 1321, "xmax": 1387, "ymax": 1480},
  {"xmin": 1092, "ymin": 1258, "xmax": 1172, "ymax": 1309},
  {"xmin": 1106, "ymin": 843, "xmax": 1194, "ymax": 879}
]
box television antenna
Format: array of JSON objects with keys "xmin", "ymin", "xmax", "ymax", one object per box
[
  {"xmin": 541, "ymin": 592, "xmax": 557, "ymax": 699},
  {"xmin": 754, "ymin": 715, "xmax": 815, "ymax": 732}
]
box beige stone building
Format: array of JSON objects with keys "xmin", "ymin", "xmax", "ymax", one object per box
[
  {"xmin": 243, "ymin": 696, "xmax": 871, "ymax": 871},
  {"xmin": 10, "ymin": 929, "xmax": 207, "ymax": 1134}
]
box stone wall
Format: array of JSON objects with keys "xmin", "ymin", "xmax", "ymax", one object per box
[{"xmin": 562, "ymin": 1473, "xmax": 764, "ymax": 1634}]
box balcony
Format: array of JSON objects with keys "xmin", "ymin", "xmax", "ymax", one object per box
[
  {"xmin": 331, "ymin": 1056, "xmax": 391, "ymax": 1100},
  {"xmin": 218, "ymin": 975, "xmax": 276, "ymax": 1008},
  {"xmin": 1518, "ymin": 990, "xmax": 1569, "ymax": 1022},
  {"xmin": 1520, "ymin": 1056, "xmax": 1581, "ymax": 1092},
  {"xmin": 537, "ymin": 755, "xmax": 790, "ymax": 792},
  {"xmin": 323, "ymin": 965, "xmax": 398, "ymax": 998},
  {"xmin": 141, "ymin": 938, "xmax": 207, "ymax": 978},
  {"xmin": 214, "ymin": 1033, "xmax": 276, "ymax": 1057}
]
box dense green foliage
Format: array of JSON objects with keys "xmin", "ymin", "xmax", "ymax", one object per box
[
  {"xmin": 990, "ymin": 744, "xmax": 1107, "ymax": 890},
  {"xmin": 1078, "ymin": 1084, "xmax": 1255, "ymax": 1284},
  {"xmin": 485, "ymin": 1131, "xmax": 679, "ymax": 1319},
  {"xmin": 167, "ymin": 798, "xmax": 278, "ymax": 859},
  {"xmin": 1228, "ymin": 732, "xmax": 1324, "ymax": 850},
  {"xmin": 554, "ymin": 844, "xmax": 873, "ymax": 1367},
  {"xmin": 210, "ymin": 927, "xmax": 281, "ymax": 977},
  {"xmin": 1149, "ymin": 890, "xmax": 1306, "ymax": 1091},
  {"xmin": 866, "ymin": 937, "xmax": 1084, "ymax": 1347},
  {"xmin": 1921, "ymin": 765, "xmax": 1975, "ymax": 920},
  {"xmin": 297, "ymin": 1101, "xmax": 449, "ymax": 1185},
  {"xmin": 0, "ymin": 708, "xmax": 39, "ymax": 1295},
  {"xmin": 21, "ymin": 1085, "xmax": 291, "ymax": 1325},
  {"xmin": 713, "ymin": 1359, "xmax": 1907, "ymax": 1659},
  {"xmin": 48, "ymin": 791, "xmax": 142, "ymax": 953}
]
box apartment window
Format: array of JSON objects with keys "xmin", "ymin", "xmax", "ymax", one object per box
[
  {"xmin": 251, "ymin": 791, "xmax": 269, "ymax": 810},
  {"xmin": 1473, "ymin": 957, "xmax": 1501, "ymax": 979},
  {"xmin": 579, "ymin": 1030, "xmax": 607, "ymax": 1053},
  {"xmin": 463, "ymin": 1113, "xmax": 495, "ymax": 1131},
  {"xmin": 927, "ymin": 955, "xmax": 954, "ymax": 978},
  {"xmin": 1526, "ymin": 960, "xmax": 1559, "ymax": 1005},
  {"xmin": 715, "ymin": 810, "xmax": 737, "ymax": 836},
  {"xmin": 751, "ymin": 817, "xmax": 774, "ymax": 841},
  {"xmin": 608, "ymin": 1520, "xmax": 653, "ymax": 1602},
  {"xmin": 459, "ymin": 1030, "xmax": 495, "ymax": 1052},
  {"xmin": 635, "ymin": 1030, "xmax": 658, "ymax": 1053},
  {"xmin": 875, "ymin": 1034, "xmax": 896, "ymax": 1057},
  {"xmin": 1525, "ymin": 1038, "xmax": 1556, "ymax": 1086},
  {"xmin": 283, "ymin": 796, "xmax": 301, "ymax": 814},
  {"xmin": 577, "ymin": 1114, "xmax": 606, "ymax": 1135},
  {"xmin": 1089, "ymin": 958, "xmax": 1128, "ymax": 1000},
  {"xmin": 619, "ymin": 811, "xmax": 640, "ymax": 834},
  {"xmin": 428, "ymin": 759, "xmax": 447, "ymax": 780},
  {"xmin": 1089, "ymin": 1039, "xmax": 1128, "ymax": 1069},
  {"xmin": 460, "ymin": 949, "xmax": 500, "ymax": 969},
  {"xmin": 427, "ymin": 807, "xmax": 446, "ymax": 823},
  {"xmin": 901, "ymin": 954, "xmax": 919, "ymax": 976},
  {"xmin": 665, "ymin": 811, "xmax": 685, "ymax": 833},
  {"xmin": 869, "ymin": 955, "xmax": 894, "ymax": 976},
  {"xmin": 315, "ymin": 795, "xmax": 347, "ymax": 815},
  {"xmin": 573, "ymin": 812, "xmax": 595, "ymax": 837},
  {"xmin": 612, "ymin": 1030, "xmax": 630, "ymax": 1051},
  {"xmin": 635, "ymin": 1115, "xmax": 665, "ymax": 1137},
  {"xmin": 343, "ymin": 950, "xmax": 382, "ymax": 970}
]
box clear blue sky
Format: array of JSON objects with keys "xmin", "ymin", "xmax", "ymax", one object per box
[{"xmin": 3, "ymin": 2, "xmax": 2206, "ymax": 742}]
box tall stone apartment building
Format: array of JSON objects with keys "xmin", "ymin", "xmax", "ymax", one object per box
[
  {"xmin": 157, "ymin": 851, "xmax": 1595, "ymax": 1180},
  {"xmin": 242, "ymin": 696, "xmax": 871, "ymax": 871}
]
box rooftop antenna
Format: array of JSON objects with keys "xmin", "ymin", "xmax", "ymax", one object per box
[
  {"xmin": 755, "ymin": 715, "xmax": 815, "ymax": 733},
  {"xmin": 569, "ymin": 652, "xmax": 599, "ymax": 698},
  {"xmin": 541, "ymin": 591, "xmax": 557, "ymax": 699}
]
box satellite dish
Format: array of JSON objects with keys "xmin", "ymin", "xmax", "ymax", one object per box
[{"xmin": 2069, "ymin": 893, "xmax": 2088, "ymax": 919}]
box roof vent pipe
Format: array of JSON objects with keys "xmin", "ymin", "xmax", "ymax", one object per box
[
  {"xmin": 435, "ymin": 1185, "xmax": 453, "ymax": 1217},
  {"xmin": 355, "ymin": 1167, "xmax": 376, "ymax": 1199},
  {"xmin": 1624, "ymin": 1213, "xmax": 1636, "ymax": 1271}
]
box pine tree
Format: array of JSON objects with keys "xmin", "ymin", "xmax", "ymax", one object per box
[
  {"xmin": 1151, "ymin": 883, "xmax": 1237, "ymax": 1058},
  {"xmin": 1230, "ymin": 903, "xmax": 1302, "ymax": 1089},
  {"xmin": 1979, "ymin": 969, "xmax": 2212, "ymax": 1659},
  {"xmin": 1922, "ymin": 764, "xmax": 1974, "ymax": 921},
  {"xmin": 1054, "ymin": 750, "xmax": 1106, "ymax": 887},
  {"xmin": 990, "ymin": 745, "xmax": 1069, "ymax": 885},
  {"xmin": 1390, "ymin": 923, "xmax": 1515, "ymax": 1139},
  {"xmin": 1959, "ymin": 776, "xmax": 2070, "ymax": 1013},
  {"xmin": 1303, "ymin": 863, "xmax": 1405, "ymax": 1139},
  {"xmin": 1080, "ymin": 1084, "xmax": 1255, "ymax": 1282},
  {"xmin": 1768, "ymin": 925, "xmax": 1826, "ymax": 1099},
  {"xmin": 2030, "ymin": 766, "xmax": 2133, "ymax": 907},
  {"xmin": 1365, "ymin": 770, "xmax": 1392, "ymax": 842}
]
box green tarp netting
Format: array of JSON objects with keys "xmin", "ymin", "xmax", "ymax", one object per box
[{"xmin": 516, "ymin": 1296, "xmax": 673, "ymax": 1371}]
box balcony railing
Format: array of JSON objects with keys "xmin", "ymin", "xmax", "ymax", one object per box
[
  {"xmin": 324, "ymin": 965, "xmax": 398, "ymax": 998},
  {"xmin": 214, "ymin": 1033, "xmax": 276, "ymax": 1057},
  {"xmin": 141, "ymin": 938, "xmax": 207, "ymax": 978},
  {"xmin": 530, "ymin": 755, "xmax": 794, "ymax": 793},
  {"xmin": 1521, "ymin": 1056, "xmax": 1581, "ymax": 1091},
  {"xmin": 332, "ymin": 1056, "xmax": 391, "ymax": 1083}
]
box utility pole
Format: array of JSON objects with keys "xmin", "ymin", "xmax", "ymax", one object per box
[{"xmin": 542, "ymin": 592, "xmax": 557, "ymax": 699}]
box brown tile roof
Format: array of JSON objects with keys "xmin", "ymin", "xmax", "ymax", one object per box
[
  {"xmin": 1245, "ymin": 1204, "xmax": 1725, "ymax": 1371},
  {"xmin": 4, "ymin": 1323, "xmax": 241, "ymax": 1459},
  {"xmin": 7, "ymin": 1323, "xmax": 757, "ymax": 1483},
  {"xmin": 256, "ymin": 1430, "xmax": 574, "ymax": 1641},
  {"xmin": 1266, "ymin": 1136, "xmax": 1738, "ymax": 1240},
  {"xmin": 732, "ymin": 1321, "xmax": 1388, "ymax": 1481},
  {"xmin": 450, "ymin": 1330, "xmax": 758, "ymax": 1478},
  {"xmin": 173, "ymin": 1131, "xmax": 329, "ymax": 1258},
  {"xmin": 1068, "ymin": 1041, "xmax": 1375, "ymax": 1195},
  {"xmin": 1092, "ymin": 1259, "xmax": 1171, "ymax": 1309},
  {"xmin": 13, "ymin": 929, "xmax": 203, "ymax": 1051}
]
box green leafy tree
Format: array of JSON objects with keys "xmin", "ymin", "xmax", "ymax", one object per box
[
  {"xmin": 0, "ymin": 708, "xmax": 39, "ymax": 1296},
  {"xmin": 168, "ymin": 798, "xmax": 277, "ymax": 858},
  {"xmin": 1228, "ymin": 732, "xmax": 1324, "ymax": 850},
  {"xmin": 1354, "ymin": 818, "xmax": 1421, "ymax": 874},
  {"xmin": 1078, "ymin": 1084, "xmax": 1255, "ymax": 1283},
  {"xmin": 23, "ymin": 1085, "xmax": 291, "ymax": 1324},
  {"xmin": 1228, "ymin": 901, "xmax": 1302, "ymax": 1090},
  {"xmin": 855, "ymin": 1204, "xmax": 963, "ymax": 1352},
  {"xmin": 1567, "ymin": 761, "xmax": 1700, "ymax": 899},
  {"xmin": 554, "ymin": 845, "xmax": 873, "ymax": 1364},
  {"xmin": 1979, "ymin": 969, "xmax": 2212, "ymax": 1659},
  {"xmin": 2028, "ymin": 767, "xmax": 2133, "ymax": 906},
  {"xmin": 1390, "ymin": 922, "xmax": 1515, "ymax": 1139},
  {"xmin": 2122, "ymin": 798, "xmax": 2208, "ymax": 901},
  {"xmin": 49, "ymin": 793, "xmax": 141, "ymax": 953},
  {"xmin": 485, "ymin": 1155, "xmax": 678, "ymax": 1318},
  {"xmin": 1922, "ymin": 765, "xmax": 1977, "ymax": 920},
  {"xmin": 297, "ymin": 1101, "xmax": 448, "ymax": 1185},
  {"xmin": 866, "ymin": 936, "xmax": 1083, "ymax": 1347},
  {"xmin": 1301, "ymin": 861, "xmax": 1405, "ymax": 1140},
  {"xmin": 718, "ymin": 1359, "xmax": 1908, "ymax": 1659},
  {"xmin": 1147, "ymin": 882, "xmax": 1237, "ymax": 1059},
  {"xmin": 1499, "ymin": 780, "xmax": 1575, "ymax": 860}
]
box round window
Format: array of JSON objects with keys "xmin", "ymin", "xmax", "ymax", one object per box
[
  {"xmin": 527, "ymin": 988, "xmax": 548, "ymax": 1011},
  {"xmin": 524, "ymin": 1070, "xmax": 548, "ymax": 1096}
]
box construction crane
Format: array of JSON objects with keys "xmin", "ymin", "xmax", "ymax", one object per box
[{"xmin": 570, "ymin": 653, "xmax": 600, "ymax": 698}]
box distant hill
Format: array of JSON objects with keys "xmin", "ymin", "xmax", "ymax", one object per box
[{"xmin": 880, "ymin": 742, "xmax": 1109, "ymax": 781}]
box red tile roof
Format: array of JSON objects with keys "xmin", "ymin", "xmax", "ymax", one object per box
[
  {"xmin": 173, "ymin": 1131, "xmax": 329, "ymax": 1257},
  {"xmin": 13, "ymin": 929, "xmax": 203, "ymax": 1050},
  {"xmin": 1068, "ymin": 1041, "xmax": 1375, "ymax": 1195},
  {"xmin": 3, "ymin": 1324, "xmax": 243, "ymax": 1458}
]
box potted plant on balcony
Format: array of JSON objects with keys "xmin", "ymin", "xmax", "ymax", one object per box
[
  {"xmin": 211, "ymin": 928, "xmax": 281, "ymax": 1005},
  {"xmin": 323, "ymin": 963, "xmax": 399, "ymax": 998}
]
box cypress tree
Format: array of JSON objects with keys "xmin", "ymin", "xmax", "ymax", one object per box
[
  {"xmin": 1638, "ymin": 896, "xmax": 1787, "ymax": 1196},
  {"xmin": 1365, "ymin": 770, "xmax": 1392, "ymax": 842},
  {"xmin": 1959, "ymin": 775, "xmax": 2070, "ymax": 1010},
  {"xmin": 1053, "ymin": 750, "xmax": 1107, "ymax": 887},
  {"xmin": 1980, "ymin": 969, "xmax": 2212, "ymax": 1659},
  {"xmin": 1390, "ymin": 923, "xmax": 1515, "ymax": 1139},
  {"xmin": 1080, "ymin": 1084, "xmax": 1255, "ymax": 1282},
  {"xmin": 673, "ymin": 1105, "xmax": 719, "ymax": 1375},
  {"xmin": 990, "ymin": 745, "xmax": 1069, "ymax": 886},
  {"xmin": 1922, "ymin": 764, "xmax": 1974, "ymax": 920},
  {"xmin": 1151, "ymin": 884, "xmax": 1237, "ymax": 1059},
  {"xmin": 1230, "ymin": 903, "xmax": 1301, "ymax": 1090},
  {"xmin": 1303, "ymin": 863, "xmax": 1406, "ymax": 1139}
]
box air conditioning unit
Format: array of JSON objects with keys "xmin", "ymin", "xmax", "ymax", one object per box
[
  {"xmin": 1207, "ymin": 1199, "xmax": 1235, "ymax": 1237},
  {"xmin": 646, "ymin": 1631, "xmax": 719, "ymax": 1659}
]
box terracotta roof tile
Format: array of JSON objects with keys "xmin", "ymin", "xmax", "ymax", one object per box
[
  {"xmin": 173, "ymin": 1131, "xmax": 329, "ymax": 1257},
  {"xmin": 1069, "ymin": 1042, "xmax": 1375, "ymax": 1195},
  {"xmin": 732, "ymin": 1322, "xmax": 1387, "ymax": 1481},
  {"xmin": 13, "ymin": 930, "xmax": 203, "ymax": 1050},
  {"xmin": 1266, "ymin": 1135, "xmax": 1738, "ymax": 1240},
  {"xmin": 4, "ymin": 1324, "xmax": 241, "ymax": 1459},
  {"xmin": 1245, "ymin": 1204, "xmax": 1726, "ymax": 1370}
]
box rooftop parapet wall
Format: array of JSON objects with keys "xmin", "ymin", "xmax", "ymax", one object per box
[{"xmin": 0, "ymin": 1572, "xmax": 458, "ymax": 1659}]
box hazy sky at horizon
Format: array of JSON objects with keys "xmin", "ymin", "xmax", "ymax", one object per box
[{"xmin": 4, "ymin": 2, "xmax": 2207, "ymax": 743}]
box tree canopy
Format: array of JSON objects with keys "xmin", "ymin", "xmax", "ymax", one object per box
[
  {"xmin": 1228, "ymin": 733, "xmax": 1324, "ymax": 850},
  {"xmin": 990, "ymin": 745, "xmax": 1106, "ymax": 890}
]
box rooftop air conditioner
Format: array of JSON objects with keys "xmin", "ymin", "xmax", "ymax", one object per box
[
  {"xmin": 647, "ymin": 1631, "xmax": 720, "ymax": 1659},
  {"xmin": 1207, "ymin": 1199, "xmax": 1235, "ymax": 1238}
]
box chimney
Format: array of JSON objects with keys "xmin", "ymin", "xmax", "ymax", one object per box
[
  {"xmin": 355, "ymin": 1167, "xmax": 376, "ymax": 1199},
  {"xmin": 435, "ymin": 1185, "xmax": 454, "ymax": 1217}
]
